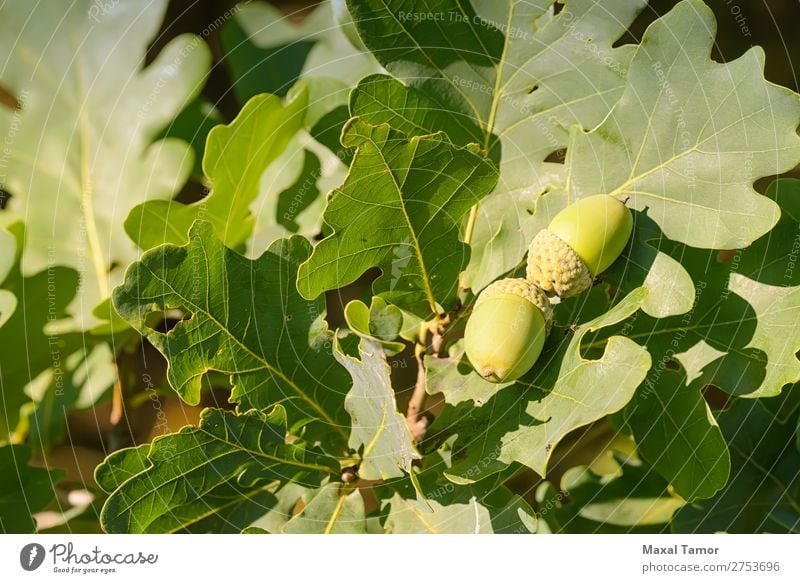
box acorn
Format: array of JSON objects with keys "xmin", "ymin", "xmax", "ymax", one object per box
[
  {"xmin": 527, "ymin": 194, "xmax": 633, "ymax": 297},
  {"xmin": 464, "ymin": 278, "xmax": 552, "ymax": 383}
]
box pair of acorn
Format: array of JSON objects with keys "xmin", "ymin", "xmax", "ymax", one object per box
[{"xmin": 465, "ymin": 195, "xmax": 633, "ymax": 383}]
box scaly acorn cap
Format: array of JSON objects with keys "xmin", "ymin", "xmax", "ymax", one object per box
[
  {"xmin": 476, "ymin": 277, "xmax": 553, "ymax": 333},
  {"xmin": 526, "ymin": 229, "xmax": 593, "ymax": 298}
]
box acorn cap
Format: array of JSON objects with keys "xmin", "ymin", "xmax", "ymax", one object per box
[
  {"xmin": 476, "ymin": 277, "xmax": 553, "ymax": 332},
  {"xmin": 526, "ymin": 229, "xmax": 593, "ymax": 298}
]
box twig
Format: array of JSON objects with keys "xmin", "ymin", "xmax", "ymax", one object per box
[
  {"xmin": 109, "ymin": 366, "xmax": 123, "ymax": 426},
  {"xmin": 406, "ymin": 341, "xmax": 428, "ymax": 443},
  {"xmin": 406, "ymin": 314, "xmax": 450, "ymax": 442}
]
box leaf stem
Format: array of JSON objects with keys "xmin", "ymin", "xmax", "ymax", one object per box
[
  {"xmin": 109, "ymin": 370, "xmax": 123, "ymax": 425},
  {"xmin": 463, "ymin": 204, "xmax": 478, "ymax": 247},
  {"xmin": 458, "ymin": 204, "xmax": 480, "ymax": 295}
]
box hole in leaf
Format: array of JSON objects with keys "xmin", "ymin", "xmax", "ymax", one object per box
[
  {"xmin": 716, "ymin": 249, "xmax": 739, "ymax": 264},
  {"xmin": 200, "ymin": 384, "xmax": 237, "ymax": 411},
  {"xmin": 527, "ymin": 84, "xmax": 539, "ymax": 94},
  {"xmin": 664, "ymin": 359, "xmax": 679, "ymax": 371},
  {"xmin": 0, "ymin": 189, "xmax": 12, "ymax": 210},
  {"xmin": 143, "ymin": 308, "xmax": 188, "ymax": 333},
  {"xmin": 174, "ymin": 178, "xmax": 209, "ymax": 204},
  {"xmin": 553, "ymin": 1, "xmax": 564, "ymax": 16},
  {"xmin": 544, "ymin": 148, "xmax": 567, "ymax": 164},
  {"xmin": 0, "ymin": 84, "xmax": 21, "ymax": 111},
  {"xmin": 702, "ymin": 384, "xmax": 732, "ymax": 411}
]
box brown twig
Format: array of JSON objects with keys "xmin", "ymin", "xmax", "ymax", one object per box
[
  {"xmin": 109, "ymin": 371, "xmax": 123, "ymax": 426},
  {"xmin": 406, "ymin": 314, "xmax": 451, "ymax": 442},
  {"xmin": 406, "ymin": 340, "xmax": 428, "ymax": 443}
]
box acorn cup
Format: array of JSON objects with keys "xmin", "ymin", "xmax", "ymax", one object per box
[
  {"xmin": 464, "ymin": 278, "xmax": 553, "ymax": 384},
  {"xmin": 527, "ymin": 194, "xmax": 633, "ymax": 297}
]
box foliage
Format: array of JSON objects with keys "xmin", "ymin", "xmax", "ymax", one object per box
[
  {"xmin": 0, "ymin": 444, "xmax": 63, "ymax": 533},
  {"xmin": 1, "ymin": 0, "xmax": 800, "ymax": 534}
]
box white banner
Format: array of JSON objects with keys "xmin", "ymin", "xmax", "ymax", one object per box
[{"xmin": 0, "ymin": 535, "xmax": 797, "ymax": 582}]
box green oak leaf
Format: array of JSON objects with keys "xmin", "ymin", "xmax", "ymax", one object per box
[
  {"xmin": 425, "ymin": 283, "xmax": 645, "ymax": 408},
  {"xmin": 0, "ymin": 224, "xmax": 83, "ymax": 441},
  {"xmin": 98, "ymin": 406, "xmax": 338, "ymax": 533},
  {"xmin": 672, "ymin": 399, "xmax": 800, "ymax": 533},
  {"xmin": 625, "ymin": 367, "xmax": 729, "ymax": 501},
  {"xmin": 537, "ymin": 458, "xmax": 681, "ymax": 534},
  {"xmin": 567, "ymin": 0, "xmax": 800, "ymax": 251},
  {"xmin": 0, "ymin": 227, "xmax": 17, "ymax": 328},
  {"xmin": 347, "ymin": 0, "xmax": 648, "ymax": 291},
  {"xmin": 334, "ymin": 338, "xmax": 420, "ymax": 480},
  {"xmin": 602, "ymin": 208, "xmax": 696, "ymax": 318},
  {"xmin": 375, "ymin": 453, "xmax": 536, "ymax": 533},
  {"xmin": 235, "ymin": 0, "xmax": 379, "ymax": 91},
  {"xmin": 297, "ymin": 119, "xmax": 498, "ymax": 316},
  {"xmin": 112, "ymin": 221, "xmax": 351, "ymax": 445},
  {"xmin": 126, "ymin": 88, "xmax": 308, "ymax": 251},
  {"xmin": 350, "ymin": 75, "xmax": 488, "ymax": 159},
  {"xmin": 343, "ymin": 297, "xmax": 406, "ymax": 355},
  {"xmin": 0, "ymin": 0, "xmax": 210, "ymax": 328},
  {"xmin": 594, "ymin": 180, "xmax": 800, "ymax": 402},
  {"xmin": 0, "ymin": 444, "xmax": 63, "ymax": 533},
  {"xmin": 382, "ymin": 489, "xmax": 534, "ymax": 534},
  {"xmin": 246, "ymin": 483, "xmax": 313, "ymax": 534},
  {"xmin": 431, "ymin": 289, "xmax": 651, "ymax": 482},
  {"xmin": 95, "ymin": 444, "xmax": 149, "ymax": 494},
  {"xmin": 282, "ymin": 483, "xmax": 366, "ymax": 533}
]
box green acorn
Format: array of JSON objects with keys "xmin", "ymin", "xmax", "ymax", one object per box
[
  {"xmin": 527, "ymin": 194, "xmax": 633, "ymax": 297},
  {"xmin": 465, "ymin": 278, "xmax": 552, "ymax": 383}
]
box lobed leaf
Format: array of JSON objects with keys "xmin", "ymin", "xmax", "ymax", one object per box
[
  {"xmin": 431, "ymin": 289, "xmax": 651, "ymax": 481},
  {"xmin": 0, "ymin": 444, "xmax": 63, "ymax": 533},
  {"xmin": 297, "ymin": 119, "xmax": 498, "ymax": 316},
  {"xmin": 347, "ymin": 0, "xmax": 648, "ymax": 291},
  {"xmin": 282, "ymin": 483, "xmax": 367, "ymax": 533},
  {"xmin": 672, "ymin": 399, "xmax": 800, "ymax": 533},
  {"xmin": 0, "ymin": 0, "xmax": 210, "ymax": 328},
  {"xmin": 625, "ymin": 369, "xmax": 729, "ymax": 501},
  {"xmin": 98, "ymin": 406, "xmax": 338, "ymax": 533},
  {"xmin": 126, "ymin": 88, "xmax": 309, "ymax": 251},
  {"xmin": 113, "ymin": 221, "xmax": 352, "ymax": 445},
  {"xmin": 335, "ymin": 338, "xmax": 420, "ymax": 480},
  {"xmin": 567, "ymin": 0, "xmax": 800, "ymax": 251}
]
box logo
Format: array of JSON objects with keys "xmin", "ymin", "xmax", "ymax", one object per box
[{"xmin": 20, "ymin": 543, "xmax": 46, "ymax": 571}]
